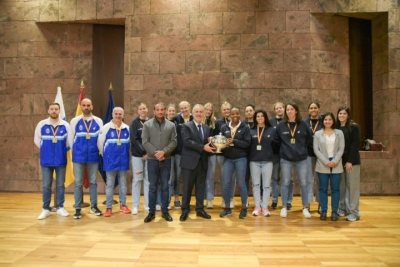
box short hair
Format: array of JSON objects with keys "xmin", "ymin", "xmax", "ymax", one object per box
[
  {"xmin": 192, "ymin": 104, "xmax": 204, "ymax": 113},
  {"xmin": 321, "ymin": 112, "xmax": 336, "ymax": 129},
  {"xmin": 154, "ymin": 102, "xmax": 166, "ymax": 110},
  {"xmin": 283, "ymin": 103, "xmax": 302, "ymax": 123},
  {"xmin": 49, "ymin": 102, "xmax": 60, "ymax": 109},
  {"xmin": 113, "ymin": 107, "xmax": 124, "ymax": 114},
  {"xmin": 253, "ymin": 109, "xmax": 272, "ymax": 128},
  {"xmin": 245, "ymin": 104, "xmax": 255, "ymax": 110}
]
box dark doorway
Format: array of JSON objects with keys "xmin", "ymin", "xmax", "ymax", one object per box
[
  {"xmin": 92, "ymin": 24, "xmax": 125, "ymax": 120},
  {"xmin": 349, "ymin": 18, "xmax": 373, "ymax": 143}
]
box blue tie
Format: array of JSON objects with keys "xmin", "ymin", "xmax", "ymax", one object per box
[{"xmin": 197, "ymin": 124, "xmax": 203, "ymax": 142}]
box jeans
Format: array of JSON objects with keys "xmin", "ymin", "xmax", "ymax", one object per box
[
  {"xmin": 280, "ymin": 158, "xmax": 311, "ymax": 208},
  {"xmin": 318, "ymin": 171, "xmax": 341, "ymax": 212},
  {"xmin": 173, "ymin": 154, "xmax": 182, "ymax": 197},
  {"xmin": 41, "ymin": 166, "xmax": 66, "ymax": 210},
  {"xmin": 205, "ymin": 154, "xmax": 216, "ymax": 200},
  {"xmin": 222, "ymin": 157, "xmax": 247, "ymax": 206},
  {"xmin": 148, "ymin": 159, "xmax": 171, "ymax": 213},
  {"xmin": 307, "ymin": 156, "xmax": 319, "ymax": 203},
  {"xmin": 339, "ymin": 165, "xmax": 361, "ymax": 217},
  {"xmin": 168, "ymin": 156, "xmax": 175, "ymax": 201},
  {"xmin": 250, "ymin": 161, "xmax": 273, "ymax": 208},
  {"xmin": 73, "ymin": 162, "xmax": 99, "ymax": 209},
  {"xmin": 131, "ymin": 156, "xmax": 149, "ymax": 209},
  {"xmin": 217, "ymin": 155, "xmax": 235, "ymax": 201},
  {"xmin": 105, "ymin": 170, "xmax": 127, "ymax": 208},
  {"xmin": 271, "ymin": 155, "xmax": 294, "ymax": 204}
]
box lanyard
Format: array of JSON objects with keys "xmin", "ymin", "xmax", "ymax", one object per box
[
  {"xmin": 51, "ymin": 126, "xmax": 59, "ymax": 143},
  {"xmin": 83, "ymin": 119, "xmax": 93, "ymax": 139},
  {"xmin": 257, "ymin": 127, "xmax": 265, "ymax": 144},
  {"xmin": 310, "ymin": 120, "xmax": 319, "ymax": 134},
  {"xmin": 287, "ymin": 123, "xmax": 297, "ymax": 137}
]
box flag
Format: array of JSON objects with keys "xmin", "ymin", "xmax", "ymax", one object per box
[
  {"xmin": 75, "ymin": 80, "xmax": 89, "ymax": 189},
  {"xmin": 98, "ymin": 84, "xmax": 119, "ymax": 188},
  {"xmin": 55, "ymin": 85, "xmax": 74, "ymax": 187}
]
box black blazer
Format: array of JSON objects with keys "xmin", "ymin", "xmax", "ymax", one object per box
[{"xmin": 180, "ymin": 121, "xmax": 212, "ymax": 171}]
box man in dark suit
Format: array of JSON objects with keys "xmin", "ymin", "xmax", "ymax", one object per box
[{"xmin": 179, "ymin": 104, "xmax": 216, "ymax": 221}]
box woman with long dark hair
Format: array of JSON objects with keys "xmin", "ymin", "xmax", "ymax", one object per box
[
  {"xmin": 313, "ymin": 112, "xmax": 344, "ymax": 221},
  {"xmin": 248, "ymin": 109, "xmax": 275, "ymax": 216},
  {"xmin": 335, "ymin": 106, "xmax": 361, "ymax": 221},
  {"xmin": 273, "ymin": 103, "xmax": 313, "ymax": 218}
]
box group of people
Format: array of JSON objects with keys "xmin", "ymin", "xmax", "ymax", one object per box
[{"xmin": 34, "ymin": 98, "xmax": 361, "ymax": 223}]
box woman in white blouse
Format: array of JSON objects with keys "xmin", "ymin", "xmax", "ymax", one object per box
[{"xmin": 313, "ymin": 112, "xmax": 345, "ymax": 221}]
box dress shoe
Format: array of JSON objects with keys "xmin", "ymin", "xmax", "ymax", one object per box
[
  {"xmin": 162, "ymin": 211, "xmax": 173, "ymax": 222},
  {"xmin": 196, "ymin": 210, "xmax": 211, "ymax": 219},
  {"xmin": 331, "ymin": 211, "xmax": 338, "ymax": 221},
  {"xmin": 144, "ymin": 213, "xmax": 155, "ymax": 223},
  {"xmin": 180, "ymin": 212, "xmax": 189, "ymax": 221}
]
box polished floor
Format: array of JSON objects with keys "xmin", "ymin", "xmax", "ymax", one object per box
[{"xmin": 0, "ymin": 193, "xmax": 399, "ymax": 267}]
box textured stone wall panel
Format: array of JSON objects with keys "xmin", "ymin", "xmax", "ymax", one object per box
[
  {"xmin": 241, "ymin": 34, "xmax": 269, "ymax": 50},
  {"xmin": 141, "ymin": 36, "xmax": 170, "ymax": 51},
  {"xmin": 76, "ymin": 0, "xmax": 97, "ymax": 20},
  {"xmin": 59, "ymin": 0, "xmax": 76, "ymax": 21},
  {"xmin": 170, "ymin": 35, "xmax": 214, "ymax": 51},
  {"xmin": 4, "ymin": 58, "xmax": 34, "ymax": 79},
  {"xmin": 151, "ymin": 0, "xmax": 180, "ymax": 14},
  {"xmin": 202, "ymin": 72, "xmax": 234, "ymax": 89},
  {"xmin": 234, "ymin": 72, "xmax": 264, "ymax": 89},
  {"xmin": 97, "ymin": 0, "xmax": 114, "ymax": 20},
  {"xmin": 143, "ymin": 74, "xmax": 173, "ymax": 90},
  {"xmin": 134, "ymin": 0, "xmax": 151, "ymax": 14},
  {"xmin": 181, "ymin": 0, "xmax": 200, "ymax": 13},
  {"xmin": 0, "ymin": 1, "xmax": 40, "ymax": 21},
  {"xmin": 190, "ymin": 13, "xmax": 222, "ymax": 35},
  {"xmin": 242, "ymin": 50, "xmax": 283, "ymax": 72},
  {"xmin": 163, "ymin": 14, "xmax": 189, "ymax": 36},
  {"xmin": 259, "ymin": 0, "xmax": 299, "ymax": 11},
  {"xmin": 172, "ymin": 73, "xmax": 203, "ymax": 90},
  {"xmin": 228, "ymin": 0, "xmax": 258, "ymax": 11},
  {"xmin": 114, "ymin": 0, "xmax": 134, "ymax": 18},
  {"xmin": 160, "ymin": 51, "xmax": 185, "ymax": 74},
  {"xmin": 130, "ymin": 52, "xmax": 159, "ymax": 74},
  {"xmin": 39, "ymin": 0, "xmax": 59, "ymax": 22},
  {"xmin": 34, "ymin": 58, "xmax": 74, "ymax": 79},
  {"xmin": 124, "ymin": 74, "xmax": 143, "ymax": 90},
  {"xmin": 185, "ymin": 51, "xmax": 220, "ymax": 73},
  {"xmin": 256, "ymin": 11, "xmax": 285, "ymax": 33},
  {"xmin": 265, "ymin": 73, "xmax": 292, "ymax": 89},
  {"xmin": 200, "ymin": 0, "xmax": 228, "ymax": 12},
  {"xmin": 223, "ymin": 12, "xmax": 256, "ymax": 34}
]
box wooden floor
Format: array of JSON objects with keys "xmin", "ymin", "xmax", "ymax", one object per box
[{"xmin": 0, "ymin": 193, "xmax": 399, "ymax": 267}]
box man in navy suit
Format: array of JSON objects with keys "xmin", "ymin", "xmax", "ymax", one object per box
[{"xmin": 179, "ymin": 104, "xmax": 216, "ymax": 221}]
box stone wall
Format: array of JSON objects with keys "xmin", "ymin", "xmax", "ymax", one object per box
[{"xmin": 0, "ymin": 0, "xmax": 398, "ymax": 195}]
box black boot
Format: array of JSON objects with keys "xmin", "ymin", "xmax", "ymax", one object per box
[{"xmin": 320, "ymin": 210, "xmax": 327, "ymax": 220}]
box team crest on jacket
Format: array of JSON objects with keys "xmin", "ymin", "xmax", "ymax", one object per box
[
  {"xmin": 45, "ymin": 128, "xmax": 50, "ymax": 134},
  {"xmin": 111, "ymin": 132, "xmax": 115, "ymax": 138},
  {"xmin": 79, "ymin": 125, "xmax": 83, "ymax": 131}
]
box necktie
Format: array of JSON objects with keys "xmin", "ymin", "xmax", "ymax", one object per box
[{"xmin": 197, "ymin": 124, "xmax": 203, "ymax": 142}]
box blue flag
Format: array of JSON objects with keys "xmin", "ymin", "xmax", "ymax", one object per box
[{"xmin": 98, "ymin": 88, "xmax": 119, "ymax": 188}]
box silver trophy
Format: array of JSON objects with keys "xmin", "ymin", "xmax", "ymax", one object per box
[{"xmin": 211, "ymin": 133, "xmax": 227, "ymax": 153}]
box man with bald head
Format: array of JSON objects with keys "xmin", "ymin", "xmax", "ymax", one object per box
[{"xmin": 70, "ymin": 98, "xmax": 104, "ymax": 219}]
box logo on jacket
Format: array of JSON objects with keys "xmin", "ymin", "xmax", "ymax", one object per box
[
  {"xmin": 111, "ymin": 132, "xmax": 115, "ymax": 138},
  {"xmin": 45, "ymin": 128, "xmax": 50, "ymax": 134},
  {"xmin": 79, "ymin": 125, "xmax": 83, "ymax": 131}
]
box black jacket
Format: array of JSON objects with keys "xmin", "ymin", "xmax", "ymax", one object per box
[
  {"xmin": 248, "ymin": 126, "xmax": 275, "ymax": 162},
  {"xmin": 174, "ymin": 113, "xmax": 193, "ymax": 154},
  {"xmin": 129, "ymin": 117, "xmax": 147, "ymax": 157},
  {"xmin": 220, "ymin": 121, "xmax": 251, "ymax": 159},
  {"xmin": 338, "ymin": 124, "xmax": 361, "ymax": 166},
  {"xmin": 273, "ymin": 120, "xmax": 313, "ymax": 162},
  {"xmin": 303, "ymin": 116, "xmax": 322, "ymax": 157}
]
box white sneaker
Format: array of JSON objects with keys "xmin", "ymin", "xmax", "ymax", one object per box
[
  {"xmin": 280, "ymin": 207, "xmax": 287, "ymax": 218},
  {"xmin": 230, "ymin": 200, "xmax": 235, "ymax": 208},
  {"xmin": 131, "ymin": 207, "xmax": 138, "ymax": 215},
  {"xmin": 206, "ymin": 200, "xmax": 213, "ymax": 209},
  {"xmin": 144, "ymin": 206, "xmax": 149, "ymax": 213},
  {"xmin": 167, "ymin": 205, "xmax": 171, "ymax": 210},
  {"xmin": 156, "ymin": 204, "xmax": 161, "ymax": 211},
  {"xmin": 38, "ymin": 209, "xmax": 51, "ymax": 220},
  {"xmin": 56, "ymin": 207, "xmax": 69, "ymax": 217},
  {"xmin": 303, "ymin": 208, "xmax": 311, "ymax": 218}
]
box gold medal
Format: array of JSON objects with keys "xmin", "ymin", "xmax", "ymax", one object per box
[
  {"xmin": 290, "ymin": 138, "xmax": 296, "ymax": 144},
  {"xmin": 257, "ymin": 145, "xmax": 262, "ymax": 150},
  {"xmin": 117, "ymin": 140, "xmax": 121, "ymax": 146},
  {"xmin": 86, "ymin": 133, "xmax": 91, "ymax": 139},
  {"xmin": 52, "ymin": 137, "xmax": 57, "ymax": 143}
]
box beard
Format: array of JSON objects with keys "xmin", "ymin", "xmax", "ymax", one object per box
[
  {"xmin": 83, "ymin": 109, "xmax": 91, "ymax": 115},
  {"xmin": 50, "ymin": 113, "xmax": 59, "ymax": 119}
]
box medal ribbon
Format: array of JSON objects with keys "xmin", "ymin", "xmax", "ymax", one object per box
[
  {"xmin": 310, "ymin": 120, "xmax": 319, "ymax": 134},
  {"xmin": 51, "ymin": 125, "xmax": 59, "ymax": 140},
  {"xmin": 287, "ymin": 123, "xmax": 297, "ymax": 140},
  {"xmin": 257, "ymin": 127, "xmax": 265, "ymax": 145},
  {"xmin": 83, "ymin": 119, "xmax": 93, "ymax": 135}
]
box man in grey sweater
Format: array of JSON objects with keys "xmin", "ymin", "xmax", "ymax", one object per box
[{"xmin": 142, "ymin": 102, "xmax": 177, "ymax": 223}]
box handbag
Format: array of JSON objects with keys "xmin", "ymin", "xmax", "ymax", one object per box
[{"xmin": 364, "ymin": 139, "xmax": 384, "ymax": 151}]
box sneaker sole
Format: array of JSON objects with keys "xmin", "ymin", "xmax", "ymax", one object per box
[
  {"xmin": 220, "ymin": 213, "xmax": 232, "ymax": 218},
  {"xmin": 90, "ymin": 210, "xmax": 102, "ymax": 216},
  {"xmin": 73, "ymin": 215, "xmax": 82, "ymax": 219}
]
